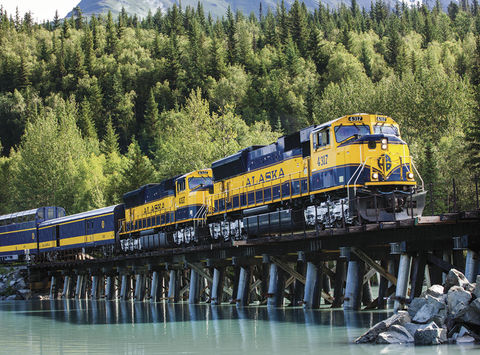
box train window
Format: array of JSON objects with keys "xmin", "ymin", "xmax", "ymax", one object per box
[
  {"xmin": 316, "ymin": 128, "xmax": 331, "ymax": 149},
  {"xmin": 189, "ymin": 177, "xmax": 213, "ymax": 190},
  {"xmin": 177, "ymin": 178, "xmax": 186, "ymax": 192},
  {"xmin": 47, "ymin": 208, "xmax": 55, "ymax": 219},
  {"xmin": 240, "ymin": 194, "xmax": 247, "ymax": 207},
  {"xmin": 374, "ymin": 124, "xmax": 399, "ymax": 136},
  {"xmin": 335, "ymin": 124, "xmax": 370, "ymax": 143},
  {"xmin": 37, "ymin": 209, "xmax": 44, "ymax": 219}
]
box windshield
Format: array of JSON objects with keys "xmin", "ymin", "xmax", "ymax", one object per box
[
  {"xmin": 335, "ymin": 124, "xmax": 371, "ymax": 143},
  {"xmin": 374, "ymin": 124, "xmax": 399, "ymax": 136},
  {"xmin": 189, "ymin": 177, "xmax": 213, "ymax": 190}
]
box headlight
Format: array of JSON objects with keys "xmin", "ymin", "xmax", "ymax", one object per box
[
  {"xmin": 372, "ymin": 172, "xmax": 379, "ymax": 180},
  {"xmin": 381, "ymin": 138, "xmax": 388, "ymax": 150},
  {"xmin": 407, "ymin": 172, "xmax": 414, "ymax": 179}
]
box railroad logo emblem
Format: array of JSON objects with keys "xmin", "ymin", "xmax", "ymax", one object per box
[{"xmin": 377, "ymin": 154, "xmax": 392, "ymax": 174}]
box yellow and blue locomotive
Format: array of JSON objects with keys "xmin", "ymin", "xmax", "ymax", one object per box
[
  {"xmin": 119, "ymin": 169, "xmax": 213, "ymax": 250},
  {"xmin": 206, "ymin": 113, "xmax": 426, "ymax": 239}
]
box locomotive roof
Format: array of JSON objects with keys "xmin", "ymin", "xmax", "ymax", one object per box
[
  {"xmin": 39, "ymin": 205, "xmax": 121, "ymax": 227},
  {"xmin": 0, "ymin": 208, "xmax": 39, "ymax": 222}
]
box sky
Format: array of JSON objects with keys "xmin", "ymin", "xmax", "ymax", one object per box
[{"xmin": 0, "ymin": 0, "xmax": 80, "ymax": 22}]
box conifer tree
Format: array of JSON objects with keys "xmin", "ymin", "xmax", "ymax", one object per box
[
  {"xmin": 100, "ymin": 115, "xmax": 119, "ymax": 155},
  {"xmin": 466, "ymin": 35, "xmax": 480, "ymax": 172},
  {"xmin": 78, "ymin": 100, "xmax": 97, "ymax": 140},
  {"xmin": 359, "ymin": 41, "xmax": 372, "ymax": 78},
  {"xmin": 118, "ymin": 138, "xmax": 157, "ymax": 195},
  {"xmin": 105, "ymin": 11, "xmax": 117, "ymax": 55},
  {"xmin": 141, "ymin": 88, "xmax": 160, "ymax": 155},
  {"xmin": 53, "ymin": 10, "xmax": 60, "ymax": 29}
]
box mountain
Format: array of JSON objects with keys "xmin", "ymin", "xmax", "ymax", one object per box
[
  {"xmin": 69, "ymin": 0, "xmax": 351, "ymax": 19},
  {"xmin": 68, "ymin": 0, "xmax": 458, "ymax": 20}
]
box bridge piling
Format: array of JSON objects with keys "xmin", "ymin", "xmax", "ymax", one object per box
[
  {"xmin": 120, "ymin": 274, "xmax": 130, "ymax": 301},
  {"xmin": 134, "ymin": 274, "xmax": 146, "ymax": 301},
  {"xmin": 303, "ymin": 262, "xmax": 317, "ymax": 309},
  {"xmin": 91, "ymin": 275, "xmax": 100, "ymax": 299},
  {"xmin": 362, "ymin": 279, "xmax": 373, "ymax": 306},
  {"xmin": 189, "ymin": 269, "xmax": 199, "ymax": 304},
  {"xmin": 210, "ymin": 267, "xmax": 224, "ymax": 305},
  {"xmin": 236, "ymin": 266, "xmax": 251, "ymax": 307},
  {"xmin": 49, "ymin": 275, "xmax": 57, "ymax": 299},
  {"xmin": 465, "ymin": 250, "xmax": 479, "ymax": 283},
  {"xmin": 394, "ymin": 254, "xmax": 412, "ymax": 312},
  {"xmin": 61, "ymin": 275, "xmax": 72, "ymax": 298},
  {"xmin": 168, "ymin": 269, "xmax": 179, "ymax": 303},
  {"xmin": 344, "ymin": 260, "xmax": 365, "ymax": 311},
  {"xmin": 292, "ymin": 254, "xmax": 305, "ymax": 306},
  {"xmin": 150, "ymin": 271, "xmax": 159, "ymax": 302},
  {"xmin": 332, "ymin": 259, "xmax": 346, "ymax": 308},
  {"xmin": 75, "ymin": 274, "xmax": 86, "ymax": 299},
  {"xmin": 105, "ymin": 275, "xmax": 114, "ymax": 300}
]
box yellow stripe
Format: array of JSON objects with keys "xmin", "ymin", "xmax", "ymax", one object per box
[
  {"xmin": 0, "ymin": 242, "xmax": 37, "ymax": 253},
  {"xmin": 39, "ymin": 231, "xmax": 115, "ymax": 249},
  {"xmin": 0, "ymin": 227, "xmax": 35, "ymax": 236},
  {"xmin": 365, "ymin": 181, "xmax": 416, "ymax": 186},
  {"xmin": 39, "ymin": 212, "xmax": 114, "ymax": 230}
]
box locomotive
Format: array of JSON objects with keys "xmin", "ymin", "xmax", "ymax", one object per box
[
  {"xmin": 0, "ymin": 113, "xmax": 426, "ymax": 261},
  {"xmin": 119, "ymin": 113, "xmax": 426, "ymax": 250}
]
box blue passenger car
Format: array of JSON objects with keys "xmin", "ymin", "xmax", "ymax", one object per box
[
  {"xmin": 37, "ymin": 205, "xmax": 124, "ymax": 254},
  {"xmin": 0, "ymin": 207, "xmax": 65, "ymax": 261}
]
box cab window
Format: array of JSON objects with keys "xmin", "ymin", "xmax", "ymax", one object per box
[
  {"xmin": 374, "ymin": 124, "xmax": 399, "ymax": 136},
  {"xmin": 315, "ymin": 128, "xmax": 330, "ymax": 149},
  {"xmin": 335, "ymin": 124, "xmax": 370, "ymax": 143},
  {"xmin": 177, "ymin": 178, "xmax": 186, "ymax": 192},
  {"xmin": 189, "ymin": 177, "xmax": 213, "ymax": 190}
]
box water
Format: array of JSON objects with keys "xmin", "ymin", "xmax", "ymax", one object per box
[{"xmin": 0, "ymin": 301, "xmax": 478, "ymax": 354}]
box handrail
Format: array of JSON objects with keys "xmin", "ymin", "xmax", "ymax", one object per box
[{"xmin": 410, "ymin": 159, "xmax": 424, "ymax": 191}]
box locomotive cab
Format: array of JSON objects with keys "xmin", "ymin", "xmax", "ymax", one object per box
[{"xmin": 309, "ymin": 114, "xmax": 426, "ymax": 223}]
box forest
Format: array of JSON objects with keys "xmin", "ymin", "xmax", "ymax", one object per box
[{"xmin": 0, "ymin": 0, "xmax": 479, "ymax": 215}]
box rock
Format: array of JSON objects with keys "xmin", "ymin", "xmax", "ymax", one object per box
[
  {"xmin": 414, "ymin": 322, "xmax": 447, "ymax": 345},
  {"xmin": 408, "ymin": 297, "xmax": 427, "ymax": 318},
  {"xmin": 412, "ymin": 296, "xmax": 446, "ymax": 324},
  {"xmin": 5, "ymin": 294, "xmax": 17, "ymax": 301},
  {"xmin": 424, "ymin": 285, "xmax": 444, "ymax": 299},
  {"xmin": 458, "ymin": 326, "xmax": 469, "ymax": 337},
  {"xmin": 404, "ymin": 322, "xmax": 423, "ymax": 336},
  {"xmin": 474, "ymin": 276, "xmax": 480, "ymax": 299},
  {"xmin": 444, "ymin": 269, "xmax": 473, "ymax": 293},
  {"xmin": 456, "ymin": 335, "xmax": 475, "ymax": 344},
  {"xmin": 376, "ymin": 325, "xmax": 414, "ymax": 344},
  {"xmin": 457, "ymin": 299, "xmax": 480, "ymax": 326},
  {"xmin": 15, "ymin": 278, "xmax": 26, "ymax": 289},
  {"xmin": 17, "ymin": 289, "xmax": 30, "ymax": 300},
  {"xmin": 9, "ymin": 280, "xmax": 15, "ymax": 287},
  {"xmin": 413, "ymin": 303, "xmax": 438, "ymax": 324},
  {"xmin": 447, "ymin": 286, "xmax": 471, "ymax": 316},
  {"xmin": 355, "ymin": 311, "xmax": 411, "ymax": 343}
]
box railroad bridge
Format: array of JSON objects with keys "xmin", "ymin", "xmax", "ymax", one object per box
[{"xmin": 28, "ymin": 210, "xmax": 480, "ymax": 312}]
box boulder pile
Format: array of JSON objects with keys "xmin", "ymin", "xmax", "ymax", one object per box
[
  {"xmin": 0, "ymin": 267, "xmax": 32, "ymax": 300},
  {"xmin": 355, "ymin": 269, "xmax": 480, "ymax": 345}
]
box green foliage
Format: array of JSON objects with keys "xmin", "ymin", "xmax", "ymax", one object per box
[
  {"xmin": 118, "ymin": 138, "xmax": 157, "ymax": 196},
  {"xmin": 0, "ymin": 3, "xmax": 480, "ymax": 214}
]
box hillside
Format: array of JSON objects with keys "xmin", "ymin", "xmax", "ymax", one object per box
[
  {"xmin": 0, "ymin": 0, "xmax": 478, "ymax": 217},
  {"xmin": 68, "ymin": 0, "xmax": 406, "ymax": 19}
]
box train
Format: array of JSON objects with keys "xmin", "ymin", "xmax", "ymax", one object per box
[{"xmin": 0, "ymin": 113, "xmax": 426, "ymax": 261}]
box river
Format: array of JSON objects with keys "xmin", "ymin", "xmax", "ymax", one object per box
[{"xmin": 0, "ymin": 300, "xmax": 478, "ymax": 354}]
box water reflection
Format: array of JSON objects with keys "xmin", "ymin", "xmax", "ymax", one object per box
[
  {"xmin": 0, "ymin": 301, "xmax": 479, "ymax": 354},
  {"xmin": 0, "ymin": 300, "xmax": 390, "ymax": 328}
]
